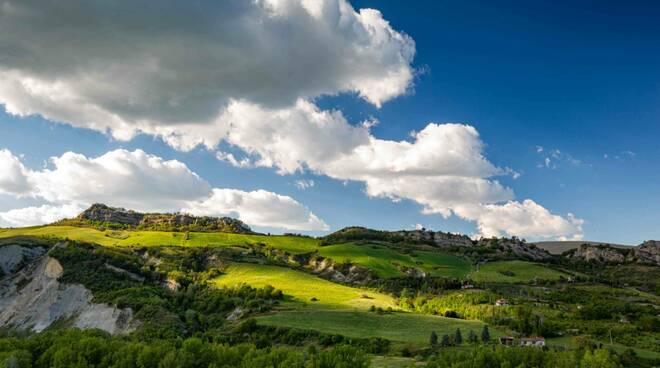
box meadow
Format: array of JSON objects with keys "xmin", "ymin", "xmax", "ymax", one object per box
[
  {"xmin": 258, "ymin": 309, "xmax": 493, "ymax": 344},
  {"xmin": 0, "ymin": 225, "xmax": 318, "ymax": 254},
  {"xmin": 212, "ymin": 262, "xmax": 492, "ymax": 345},
  {"xmin": 317, "ymin": 242, "xmax": 472, "ymax": 278},
  {"xmin": 211, "ymin": 263, "xmax": 396, "ymax": 310},
  {"xmin": 468, "ymin": 260, "xmax": 570, "ymax": 283}
]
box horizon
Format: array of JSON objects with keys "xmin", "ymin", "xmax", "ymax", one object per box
[{"xmin": 1, "ymin": 0, "xmax": 659, "ymax": 244}]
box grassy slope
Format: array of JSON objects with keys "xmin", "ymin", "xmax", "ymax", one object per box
[
  {"xmin": 212, "ymin": 263, "xmax": 396, "ymax": 310},
  {"xmin": 318, "ymin": 242, "xmax": 472, "ymax": 279},
  {"xmin": 213, "ymin": 262, "xmax": 491, "ymax": 345},
  {"xmin": 0, "ymin": 225, "xmax": 318, "ymax": 254},
  {"xmin": 468, "ymin": 260, "xmax": 569, "ymax": 283},
  {"xmin": 258, "ymin": 310, "xmax": 493, "ymax": 344}
]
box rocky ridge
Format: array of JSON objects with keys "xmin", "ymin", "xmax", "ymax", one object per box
[
  {"xmin": 73, "ymin": 203, "xmax": 252, "ymax": 233},
  {"xmin": 567, "ymin": 240, "xmax": 660, "ymax": 265}
]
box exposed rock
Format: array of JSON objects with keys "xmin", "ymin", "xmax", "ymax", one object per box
[
  {"xmin": 226, "ymin": 307, "xmax": 243, "ymax": 321},
  {"xmin": 635, "ymin": 240, "xmax": 660, "ymax": 266},
  {"xmin": 75, "ymin": 203, "xmax": 252, "ymax": 233},
  {"xmin": 300, "ymin": 254, "xmax": 377, "ymax": 284},
  {"xmin": 569, "ymin": 244, "xmax": 627, "ymax": 263},
  {"xmin": 393, "ymin": 230, "xmax": 474, "ymax": 248},
  {"xmin": 476, "ymin": 238, "xmax": 551, "ymax": 261},
  {"xmin": 0, "ymin": 244, "xmax": 46, "ymax": 275},
  {"xmin": 0, "ymin": 249, "xmax": 136, "ymax": 334},
  {"xmin": 104, "ymin": 263, "xmax": 145, "ymax": 282}
]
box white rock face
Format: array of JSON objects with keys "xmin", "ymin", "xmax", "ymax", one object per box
[
  {"xmin": 0, "ymin": 245, "xmax": 135, "ymax": 334},
  {"xmin": 0, "ymin": 244, "xmax": 45, "ymax": 275}
]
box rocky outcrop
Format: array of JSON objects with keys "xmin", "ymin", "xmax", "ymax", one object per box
[
  {"xmin": 568, "ymin": 244, "xmax": 627, "ymax": 263},
  {"xmin": 476, "ymin": 238, "xmax": 551, "ymax": 261},
  {"xmin": 635, "ymin": 240, "xmax": 660, "ymax": 266},
  {"xmin": 322, "ymin": 226, "xmax": 473, "ymax": 248},
  {"xmin": 298, "ymin": 253, "xmax": 377, "ymax": 284},
  {"xmin": 565, "ymin": 241, "xmax": 660, "ymax": 266},
  {"xmin": 75, "ymin": 203, "xmax": 252, "ymax": 233},
  {"xmin": 0, "ymin": 244, "xmax": 136, "ymax": 334},
  {"xmin": 392, "ymin": 230, "xmax": 474, "ymax": 247}
]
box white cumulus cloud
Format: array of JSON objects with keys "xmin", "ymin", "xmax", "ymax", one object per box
[
  {"xmin": 0, "ymin": 149, "xmax": 326, "ymax": 231},
  {"xmin": 0, "ymin": 149, "xmax": 34, "ymax": 196},
  {"xmin": 183, "ymin": 188, "xmax": 328, "ymax": 231},
  {"xmin": 210, "ymin": 100, "xmax": 583, "ymax": 240}
]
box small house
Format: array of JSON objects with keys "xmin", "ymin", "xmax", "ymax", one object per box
[
  {"xmin": 520, "ymin": 337, "xmax": 545, "ymax": 347},
  {"xmin": 499, "ymin": 336, "xmax": 515, "ymax": 346},
  {"xmin": 495, "ymin": 298, "xmax": 509, "ymax": 306}
]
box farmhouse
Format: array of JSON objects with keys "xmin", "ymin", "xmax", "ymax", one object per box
[
  {"xmin": 499, "ymin": 336, "xmax": 515, "ymax": 346},
  {"xmin": 520, "ymin": 337, "xmax": 546, "ymax": 347}
]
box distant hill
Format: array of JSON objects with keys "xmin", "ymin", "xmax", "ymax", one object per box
[
  {"xmin": 533, "ymin": 240, "xmax": 633, "ymax": 255},
  {"xmin": 55, "ymin": 203, "xmax": 253, "ymax": 233}
]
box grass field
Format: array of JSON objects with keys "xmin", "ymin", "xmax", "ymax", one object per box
[
  {"xmin": 0, "ymin": 225, "xmax": 319, "ymax": 254},
  {"xmin": 318, "ymin": 242, "xmax": 472, "ymax": 278},
  {"xmin": 258, "ymin": 309, "xmax": 493, "ymax": 344},
  {"xmin": 211, "ymin": 263, "xmax": 396, "ymax": 310},
  {"xmin": 468, "ymin": 260, "xmax": 569, "ymax": 283},
  {"xmin": 370, "ymin": 356, "xmax": 417, "ymax": 368}
]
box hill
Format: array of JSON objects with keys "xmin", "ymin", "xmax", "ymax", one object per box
[
  {"xmin": 1, "ymin": 206, "xmax": 659, "ymax": 367},
  {"xmin": 58, "ymin": 203, "xmax": 253, "ymax": 233},
  {"xmin": 534, "ymin": 240, "xmax": 633, "ymax": 255}
]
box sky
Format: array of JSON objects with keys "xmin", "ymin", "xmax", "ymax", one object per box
[{"xmin": 0, "ymin": 0, "xmax": 658, "ymax": 244}]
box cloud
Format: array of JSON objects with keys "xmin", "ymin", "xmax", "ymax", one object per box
[
  {"xmin": 31, "ymin": 149, "xmax": 212, "ymax": 211},
  {"xmin": 212, "ymin": 100, "xmax": 583, "ymax": 239},
  {"xmin": 294, "ymin": 179, "xmax": 315, "ymax": 190},
  {"xmin": 0, "ymin": 0, "xmax": 415, "ymax": 148},
  {"xmin": 536, "ymin": 147, "xmax": 582, "ymax": 169},
  {"xmin": 0, "ymin": 149, "xmax": 34, "ymax": 196},
  {"xmin": 0, "ymin": 149, "xmax": 326, "ymax": 231},
  {"xmin": 183, "ymin": 188, "xmax": 328, "ymax": 231},
  {"xmin": 454, "ymin": 200, "xmax": 584, "ymax": 240},
  {"xmin": 0, "ymin": 203, "xmax": 85, "ymax": 228}
]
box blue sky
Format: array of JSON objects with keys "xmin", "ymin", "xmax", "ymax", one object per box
[{"xmin": 0, "ymin": 0, "xmax": 658, "ymax": 244}]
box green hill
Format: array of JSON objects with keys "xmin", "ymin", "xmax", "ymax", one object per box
[
  {"xmin": 318, "ymin": 242, "xmax": 471, "ymax": 278},
  {"xmin": 468, "ymin": 260, "xmax": 571, "ymax": 283}
]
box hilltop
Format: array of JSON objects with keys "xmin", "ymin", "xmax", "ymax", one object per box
[{"xmin": 57, "ymin": 203, "xmax": 253, "ymax": 233}]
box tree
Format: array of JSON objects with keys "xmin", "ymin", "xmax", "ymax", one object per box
[
  {"xmin": 468, "ymin": 330, "xmax": 478, "ymax": 344},
  {"xmin": 441, "ymin": 334, "xmax": 450, "ymax": 347},
  {"xmin": 481, "ymin": 325, "xmax": 490, "ymax": 343},
  {"xmin": 429, "ymin": 331, "xmax": 438, "ymax": 347},
  {"xmin": 454, "ymin": 328, "xmax": 462, "ymax": 345}
]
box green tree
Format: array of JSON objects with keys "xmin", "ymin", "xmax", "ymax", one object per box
[
  {"xmin": 429, "ymin": 331, "xmax": 438, "ymax": 347},
  {"xmin": 581, "ymin": 349, "xmax": 621, "ymax": 368},
  {"xmin": 481, "ymin": 325, "xmax": 490, "ymax": 343},
  {"xmin": 468, "ymin": 330, "xmax": 478, "ymax": 344},
  {"xmin": 441, "ymin": 334, "xmax": 450, "ymax": 347},
  {"xmin": 454, "ymin": 328, "xmax": 462, "ymax": 345}
]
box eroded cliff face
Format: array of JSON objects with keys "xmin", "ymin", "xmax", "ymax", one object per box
[
  {"xmin": 635, "ymin": 240, "xmax": 660, "ymax": 266},
  {"xmin": 567, "ymin": 241, "xmax": 660, "ymax": 265},
  {"xmin": 0, "ymin": 243, "xmax": 135, "ymax": 334},
  {"xmin": 569, "ymin": 244, "xmax": 627, "ymax": 263}
]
